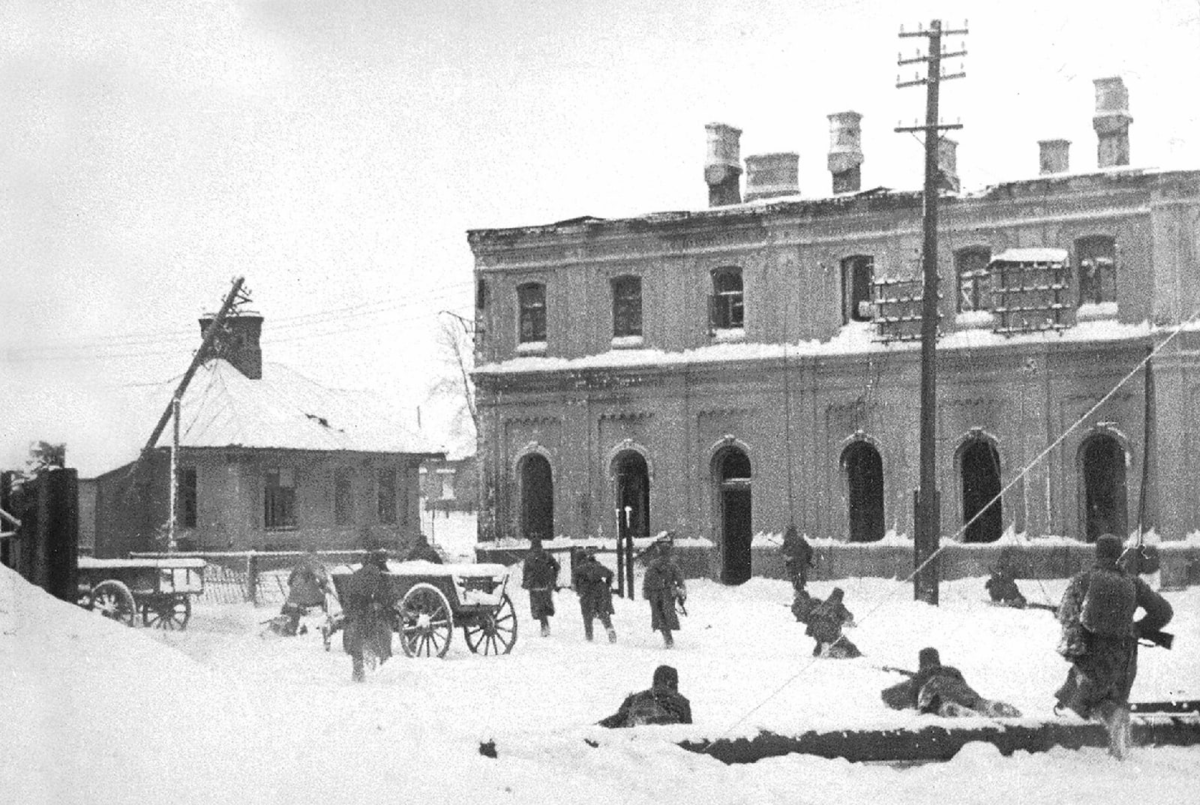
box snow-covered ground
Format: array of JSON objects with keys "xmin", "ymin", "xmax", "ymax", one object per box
[{"xmin": 3, "ymin": 543, "xmax": 1198, "ymax": 804}]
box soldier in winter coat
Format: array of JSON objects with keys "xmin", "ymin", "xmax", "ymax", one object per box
[
  {"xmin": 341, "ymin": 550, "xmax": 396, "ymax": 682},
  {"xmin": 781, "ymin": 524, "xmax": 815, "ymax": 591},
  {"xmin": 642, "ymin": 538, "xmax": 687, "ymax": 648},
  {"xmin": 881, "ymin": 647, "xmax": 1022, "ymax": 717},
  {"xmin": 985, "ymin": 566, "xmax": 1027, "ymax": 608},
  {"xmin": 598, "ymin": 665, "xmax": 693, "ymax": 728},
  {"xmin": 522, "ymin": 538, "xmax": 561, "ymax": 637},
  {"xmin": 278, "ymin": 551, "xmax": 332, "ymax": 635},
  {"xmin": 805, "ymin": 587, "xmax": 861, "ymax": 658},
  {"xmin": 572, "ymin": 548, "xmax": 617, "ymax": 643},
  {"xmin": 404, "ymin": 533, "xmax": 444, "ymax": 564},
  {"xmin": 1054, "ymin": 533, "xmax": 1173, "ymax": 759}
]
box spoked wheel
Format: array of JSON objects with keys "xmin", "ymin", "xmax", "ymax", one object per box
[
  {"xmin": 397, "ymin": 583, "xmax": 454, "ymax": 658},
  {"xmin": 463, "ymin": 594, "xmax": 518, "ymax": 656},
  {"xmin": 90, "ymin": 580, "xmax": 137, "ymax": 627},
  {"xmin": 144, "ymin": 596, "xmax": 191, "ymax": 630}
]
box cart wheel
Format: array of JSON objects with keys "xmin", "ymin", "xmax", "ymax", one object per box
[
  {"xmin": 145, "ymin": 596, "xmax": 191, "ymax": 630},
  {"xmin": 397, "ymin": 583, "xmax": 454, "ymax": 658},
  {"xmin": 90, "ymin": 580, "xmax": 137, "ymax": 627},
  {"xmin": 463, "ymin": 594, "xmax": 518, "ymax": 656}
]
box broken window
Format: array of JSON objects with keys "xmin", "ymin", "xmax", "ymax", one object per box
[
  {"xmin": 177, "ymin": 467, "xmax": 197, "ymax": 529},
  {"xmin": 517, "ymin": 282, "xmax": 546, "ymax": 343},
  {"xmin": 842, "ymin": 255, "xmax": 874, "ymax": 323},
  {"xmin": 264, "ymin": 468, "xmax": 296, "ymax": 530},
  {"xmin": 1076, "ymin": 235, "xmax": 1117, "ymax": 306},
  {"xmin": 611, "ymin": 275, "xmax": 643, "ymax": 338},
  {"xmin": 377, "ymin": 468, "xmax": 398, "ymax": 525},
  {"xmin": 334, "ymin": 468, "xmax": 353, "ymax": 526},
  {"xmin": 955, "ymin": 247, "xmax": 992, "ymax": 312},
  {"xmin": 709, "ymin": 267, "xmax": 744, "ymax": 330}
]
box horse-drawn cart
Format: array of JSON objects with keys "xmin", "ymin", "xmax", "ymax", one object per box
[
  {"xmin": 329, "ymin": 561, "xmax": 517, "ymax": 658},
  {"xmin": 77, "ymin": 556, "xmax": 206, "ymax": 630}
]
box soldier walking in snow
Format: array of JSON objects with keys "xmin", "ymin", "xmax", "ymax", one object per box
[
  {"xmin": 806, "ymin": 587, "xmax": 861, "ymax": 658},
  {"xmin": 341, "ymin": 549, "xmax": 396, "ymax": 682},
  {"xmin": 522, "ymin": 537, "xmax": 560, "ymax": 637},
  {"xmin": 881, "ymin": 647, "xmax": 1022, "ymax": 717},
  {"xmin": 642, "ymin": 536, "xmax": 686, "ymax": 648},
  {"xmin": 781, "ymin": 524, "xmax": 815, "ymax": 591},
  {"xmin": 572, "ymin": 547, "xmax": 617, "ymax": 643},
  {"xmin": 1054, "ymin": 533, "xmax": 1173, "ymax": 759},
  {"xmin": 598, "ymin": 664, "xmax": 693, "ymax": 728}
]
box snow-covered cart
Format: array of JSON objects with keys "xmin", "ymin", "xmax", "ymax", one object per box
[
  {"xmin": 329, "ymin": 562, "xmax": 517, "ymax": 658},
  {"xmin": 77, "ymin": 556, "xmax": 206, "ymax": 630}
]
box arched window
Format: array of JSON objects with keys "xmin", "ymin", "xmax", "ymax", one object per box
[
  {"xmin": 960, "ymin": 438, "xmax": 1002, "ymax": 543},
  {"xmin": 842, "ymin": 441, "xmax": 884, "ymax": 542},
  {"xmin": 714, "ymin": 447, "xmax": 752, "ymax": 584},
  {"xmin": 841, "ymin": 255, "xmax": 874, "ymax": 322},
  {"xmin": 517, "ymin": 282, "xmax": 546, "ymax": 343},
  {"xmin": 1075, "ymin": 236, "xmax": 1117, "ymax": 306},
  {"xmin": 519, "ymin": 453, "xmax": 554, "ymax": 540},
  {"xmin": 709, "ymin": 267, "xmax": 744, "ymax": 330},
  {"xmin": 1080, "ymin": 433, "xmax": 1127, "ymax": 542},
  {"xmin": 955, "ymin": 247, "xmax": 992, "ymax": 312},
  {"xmin": 611, "ymin": 275, "xmax": 643, "ymax": 338}
]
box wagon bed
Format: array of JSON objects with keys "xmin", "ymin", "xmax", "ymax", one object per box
[
  {"xmin": 330, "ymin": 561, "xmax": 517, "ymax": 658},
  {"xmin": 78, "ymin": 556, "xmax": 206, "ymax": 630}
]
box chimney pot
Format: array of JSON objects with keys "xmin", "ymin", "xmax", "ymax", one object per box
[
  {"xmin": 704, "ymin": 123, "xmax": 743, "ymax": 207},
  {"xmin": 1092, "ymin": 76, "xmax": 1132, "ymax": 168},
  {"xmin": 744, "ymin": 153, "xmax": 799, "ymax": 201},
  {"xmin": 827, "ymin": 111, "xmax": 864, "ymax": 194},
  {"xmin": 199, "ymin": 311, "xmax": 263, "ymax": 380},
  {"xmin": 1038, "ymin": 139, "xmax": 1071, "ymax": 175}
]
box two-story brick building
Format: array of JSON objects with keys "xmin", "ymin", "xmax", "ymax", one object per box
[{"xmin": 468, "ymin": 77, "xmax": 1200, "ymax": 584}]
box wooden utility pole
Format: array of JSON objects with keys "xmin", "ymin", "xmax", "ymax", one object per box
[{"xmin": 896, "ymin": 20, "xmax": 967, "ymax": 605}]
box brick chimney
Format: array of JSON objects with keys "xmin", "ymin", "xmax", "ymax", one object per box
[
  {"xmin": 827, "ymin": 111, "xmax": 863, "ymax": 194},
  {"xmin": 704, "ymin": 123, "xmax": 743, "ymax": 207},
  {"xmin": 937, "ymin": 137, "xmax": 960, "ymax": 193},
  {"xmin": 744, "ymin": 153, "xmax": 799, "ymax": 201},
  {"xmin": 199, "ymin": 311, "xmax": 263, "ymax": 379},
  {"xmin": 1039, "ymin": 139, "xmax": 1070, "ymax": 175},
  {"xmin": 1093, "ymin": 77, "xmax": 1132, "ymax": 168}
]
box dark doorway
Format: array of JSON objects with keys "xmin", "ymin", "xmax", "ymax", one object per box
[
  {"xmin": 716, "ymin": 449, "xmax": 752, "ymax": 584},
  {"xmin": 961, "ymin": 439, "xmax": 1002, "ymax": 543},
  {"xmin": 1081, "ymin": 434, "xmax": 1127, "ymax": 542},
  {"xmin": 614, "ymin": 451, "xmax": 650, "ymax": 537},
  {"xmin": 519, "ymin": 454, "xmax": 554, "ymax": 540},
  {"xmin": 843, "ymin": 442, "xmax": 885, "ymax": 542}
]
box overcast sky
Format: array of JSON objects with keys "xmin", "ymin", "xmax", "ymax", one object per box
[{"xmin": 2, "ymin": 0, "xmax": 1198, "ymax": 470}]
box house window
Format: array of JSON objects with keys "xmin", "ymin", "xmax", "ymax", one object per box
[
  {"xmin": 1076, "ymin": 235, "xmax": 1117, "ymax": 306},
  {"xmin": 709, "ymin": 267, "xmax": 744, "ymax": 330},
  {"xmin": 264, "ymin": 468, "xmax": 296, "ymax": 530},
  {"xmin": 611, "ymin": 275, "xmax": 643, "ymax": 338},
  {"xmin": 440, "ymin": 471, "xmax": 456, "ymax": 500},
  {"xmin": 842, "ymin": 256, "xmax": 874, "ymax": 322},
  {"xmin": 377, "ymin": 468, "xmax": 398, "ymax": 525},
  {"xmin": 476, "ymin": 278, "xmax": 488, "ymax": 310},
  {"xmin": 177, "ymin": 467, "xmax": 197, "ymax": 529},
  {"xmin": 955, "ymin": 247, "xmax": 992, "ymax": 312},
  {"xmin": 333, "ymin": 469, "xmax": 353, "ymax": 526},
  {"xmin": 517, "ymin": 282, "xmax": 546, "ymax": 343}
]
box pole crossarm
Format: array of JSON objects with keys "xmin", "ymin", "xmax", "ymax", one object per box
[{"xmin": 894, "ymin": 123, "xmax": 964, "ymax": 133}]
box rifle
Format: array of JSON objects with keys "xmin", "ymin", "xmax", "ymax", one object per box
[
  {"xmin": 878, "ymin": 665, "xmax": 916, "ymax": 677},
  {"xmin": 1140, "ymin": 629, "xmax": 1174, "ymax": 650},
  {"xmin": 1027, "ymin": 602, "xmax": 1058, "ymax": 614}
]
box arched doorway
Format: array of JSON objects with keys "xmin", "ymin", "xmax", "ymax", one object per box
[
  {"xmin": 518, "ymin": 453, "xmax": 553, "ymax": 540},
  {"xmin": 1080, "ymin": 434, "xmax": 1127, "ymax": 542},
  {"xmin": 960, "ymin": 438, "xmax": 1002, "ymax": 543},
  {"xmin": 715, "ymin": 447, "xmax": 752, "ymax": 584},
  {"xmin": 613, "ymin": 450, "xmax": 650, "ymax": 537},
  {"xmin": 842, "ymin": 441, "xmax": 884, "ymax": 542}
]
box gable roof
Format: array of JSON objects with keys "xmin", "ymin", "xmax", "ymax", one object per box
[{"xmin": 79, "ymin": 359, "xmax": 443, "ymax": 478}]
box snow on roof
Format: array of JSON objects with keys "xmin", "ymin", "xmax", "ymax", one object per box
[
  {"xmin": 80, "ymin": 359, "xmax": 443, "ymax": 478},
  {"xmin": 990, "ymin": 248, "xmax": 1069, "ymax": 264}
]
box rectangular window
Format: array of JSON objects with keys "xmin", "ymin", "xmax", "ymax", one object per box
[
  {"xmin": 842, "ymin": 256, "xmax": 874, "ymax": 322},
  {"xmin": 439, "ymin": 471, "xmax": 456, "ymax": 500},
  {"xmin": 177, "ymin": 467, "xmax": 197, "ymax": 529},
  {"xmin": 264, "ymin": 467, "xmax": 296, "ymax": 529},
  {"xmin": 956, "ymin": 248, "xmax": 992, "ymax": 312},
  {"xmin": 1076, "ymin": 236, "xmax": 1117, "ymax": 306},
  {"xmin": 333, "ymin": 469, "xmax": 353, "ymax": 526},
  {"xmin": 611, "ymin": 276, "xmax": 643, "ymax": 337},
  {"xmin": 377, "ymin": 468, "xmax": 398, "ymax": 524},
  {"xmin": 518, "ymin": 283, "xmax": 546, "ymax": 343},
  {"xmin": 709, "ymin": 268, "xmax": 744, "ymax": 330}
]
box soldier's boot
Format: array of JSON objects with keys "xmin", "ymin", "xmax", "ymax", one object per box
[
  {"xmin": 540, "ymin": 618, "xmax": 550, "ymax": 637},
  {"xmin": 584, "ymin": 624, "xmax": 594, "ymax": 641},
  {"xmin": 662, "ymin": 630, "xmax": 674, "ymax": 648},
  {"xmin": 351, "ymin": 655, "xmax": 365, "ymax": 683},
  {"xmin": 1104, "ymin": 705, "xmax": 1132, "ymax": 760},
  {"xmin": 607, "ymin": 627, "xmax": 617, "ymax": 643}
]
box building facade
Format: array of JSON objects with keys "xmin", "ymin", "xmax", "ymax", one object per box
[{"xmin": 469, "ymin": 78, "xmax": 1200, "ymax": 583}]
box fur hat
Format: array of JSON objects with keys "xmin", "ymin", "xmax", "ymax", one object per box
[
  {"xmin": 1095, "ymin": 533, "xmax": 1123, "ymax": 563},
  {"xmin": 652, "ymin": 664, "xmax": 679, "ymax": 690},
  {"xmin": 918, "ymin": 647, "xmax": 941, "ymax": 670}
]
